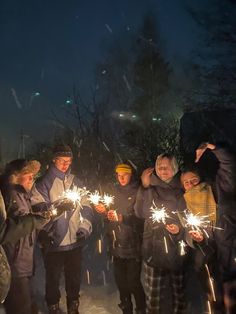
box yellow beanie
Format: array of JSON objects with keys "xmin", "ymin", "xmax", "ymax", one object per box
[{"xmin": 115, "ymin": 163, "xmax": 132, "ymax": 174}]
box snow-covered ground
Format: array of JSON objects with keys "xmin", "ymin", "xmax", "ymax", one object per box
[{"xmin": 0, "ymin": 246, "xmax": 206, "ymax": 314}]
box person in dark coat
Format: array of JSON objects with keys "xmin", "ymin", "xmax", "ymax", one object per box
[
  {"xmin": 95, "ymin": 163, "xmax": 146, "ymax": 314},
  {"xmin": 135, "ymin": 154, "xmax": 188, "ymax": 314},
  {"xmin": 31, "ymin": 145, "xmax": 94, "ymax": 314},
  {"xmin": 0, "ymin": 190, "xmax": 48, "ymax": 305},
  {"xmin": 0, "ymin": 159, "xmax": 48, "ymax": 314},
  {"xmin": 181, "ymin": 142, "xmax": 236, "ymax": 314}
]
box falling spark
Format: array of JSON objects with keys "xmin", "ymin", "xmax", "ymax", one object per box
[
  {"xmin": 86, "ymin": 270, "xmax": 91, "ymax": 285},
  {"xmin": 179, "ymin": 240, "xmax": 187, "ymax": 256},
  {"xmin": 123, "ymin": 74, "xmax": 131, "ymax": 91},
  {"xmin": 102, "ymin": 271, "xmax": 106, "ymax": 286},
  {"xmin": 163, "ymin": 236, "xmax": 168, "ymax": 254},
  {"xmin": 11, "ymin": 88, "xmax": 22, "ymax": 109},
  {"xmin": 102, "ymin": 194, "xmax": 114, "ymax": 207},
  {"xmin": 112, "ymin": 230, "xmax": 116, "ymax": 241},
  {"xmin": 205, "ymin": 264, "xmax": 216, "ymax": 302},
  {"xmin": 150, "ymin": 202, "xmax": 169, "ymax": 224},
  {"xmin": 89, "ymin": 191, "xmax": 101, "ymax": 205},
  {"xmin": 102, "ymin": 141, "xmax": 110, "ymax": 152},
  {"xmin": 127, "ymin": 159, "xmax": 137, "ymax": 170},
  {"xmin": 98, "ymin": 239, "xmax": 102, "ymax": 254},
  {"xmin": 105, "ymin": 23, "xmax": 113, "ymax": 33}
]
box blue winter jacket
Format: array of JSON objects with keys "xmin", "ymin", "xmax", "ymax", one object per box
[{"xmin": 31, "ymin": 165, "xmax": 93, "ymax": 252}]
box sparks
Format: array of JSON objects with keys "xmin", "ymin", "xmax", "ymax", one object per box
[
  {"xmin": 150, "ymin": 202, "xmax": 169, "ymax": 224},
  {"xmin": 62, "ymin": 187, "xmax": 89, "ymax": 205},
  {"xmin": 88, "ymin": 191, "xmax": 102, "ymax": 205},
  {"xmin": 185, "ymin": 212, "xmax": 211, "ymax": 230},
  {"xmin": 102, "ymin": 194, "xmax": 114, "ymax": 207}
]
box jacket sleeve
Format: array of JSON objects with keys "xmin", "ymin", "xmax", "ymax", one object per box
[
  {"xmin": 31, "ymin": 180, "xmax": 51, "ymax": 212},
  {"xmin": 212, "ymin": 147, "xmax": 235, "ymax": 196},
  {"xmin": 134, "ymin": 186, "xmax": 153, "ymax": 219},
  {"xmin": 0, "ymin": 214, "xmax": 47, "ymax": 245}
]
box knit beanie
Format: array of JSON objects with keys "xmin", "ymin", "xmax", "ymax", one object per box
[
  {"xmin": 53, "ymin": 145, "xmax": 73, "ymax": 158},
  {"xmin": 115, "ymin": 163, "xmax": 132, "ymax": 174}
]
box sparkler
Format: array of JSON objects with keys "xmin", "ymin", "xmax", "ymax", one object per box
[
  {"xmin": 102, "ymin": 194, "xmax": 114, "ymax": 208},
  {"xmin": 184, "ymin": 211, "xmax": 211, "ymax": 231},
  {"xmin": 150, "ymin": 202, "xmax": 169, "ymax": 224},
  {"xmin": 88, "ymin": 191, "xmax": 102, "ymax": 205}
]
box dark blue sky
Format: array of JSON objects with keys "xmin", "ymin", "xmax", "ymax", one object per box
[{"xmin": 0, "ymin": 0, "xmax": 199, "ymax": 160}]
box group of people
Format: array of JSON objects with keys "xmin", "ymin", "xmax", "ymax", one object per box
[{"xmin": 0, "ymin": 142, "xmax": 236, "ymax": 314}]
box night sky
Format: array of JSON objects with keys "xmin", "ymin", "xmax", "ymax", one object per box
[{"xmin": 0, "ymin": 0, "xmax": 199, "ymax": 160}]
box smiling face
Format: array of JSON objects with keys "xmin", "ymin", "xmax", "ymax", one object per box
[
  {"xmin": 53, "ymin": 156, "xmax": 72, "ymax": 173},
  {"xmin": 117, "ymin": 171, "xmax": 132, "ymax": 186},
  {"xmin": 181, "ymin": 171, "xmax": 200, "ymax": 191},
  {"xmin": 155, "ymin": 157, "xmax": 175, "ymax": 182},
  {"xmin": 17, "ymin": 172, "xmax": 35, "ymax": 191}
]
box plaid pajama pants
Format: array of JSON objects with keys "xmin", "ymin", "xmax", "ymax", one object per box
[{"xmin": 143, "ymin": 262, "xmax": 186, "ymax": 314}]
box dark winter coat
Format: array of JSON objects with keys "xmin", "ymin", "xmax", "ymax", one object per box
[
  {"xmin": 0, "ymin": 191, "xmax": 46, "ymax": 302},
  {"xmin": 210, "ymin": 147, "xmax": 236, "ymax": 281},
  {"xmin": 107, "ymin": 181, "xmax": 144, "ymax": 259},
  {"xmin": 135, "ymin": 173, "xmax": 188, "ymax": 270},
  {"xmin": 31, "ymin": 164, "xmax": 94, "ymax": 252},
  {"xmin": 3, "ymin": 185, "xmax": 37, "ymax": 278}
]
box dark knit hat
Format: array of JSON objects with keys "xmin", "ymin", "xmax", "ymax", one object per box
[{"xmin": 53, "ymin": 145, "xmax": 73, "ymax": 158}]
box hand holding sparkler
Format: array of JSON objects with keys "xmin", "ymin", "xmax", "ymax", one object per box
[
  {"xmin": 94, "ymin": 203, "xmax": 107, "ymax": 214},
  {"xmin": 165, "ymin": 224, "xmax": 180, "ymax": 234},
  {"xmin": 188, "ymin": 230, "xmax": 204, "ymax": 242},
  {"xmin": 107, "ymin": 210, "xmax": 122, "ymax": 222}
]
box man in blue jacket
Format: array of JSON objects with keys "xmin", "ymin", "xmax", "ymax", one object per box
[{"xmin": 31, "ymin": 145, "xmax": 94, "ymax": 314}]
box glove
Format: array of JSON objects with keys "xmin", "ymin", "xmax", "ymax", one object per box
[{"xmin": 51, "ymin": 199, "xmax": 75, "ymax": 218}]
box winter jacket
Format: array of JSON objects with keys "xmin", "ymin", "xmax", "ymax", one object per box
[
  {"xmin": 210, "ymin": 147, "xmax": 236, "ymax": 281},
  {"xmin": 134, "ymin": 173, "xmax": 188, "ymax": 270},
  {"xmin": 31, "ymin": 164, "xmax": 93, "ymax": 252},
  {"xmin": 107, "ymin": 181, "xmax": 144, "ymax": 259},
  {"xmin": 2, "ymin": 185, "xmax": 38, "ymax": 278},
  {"xmin": 0, "ymin": 191, "xmax": 46, "ymax": 302}
]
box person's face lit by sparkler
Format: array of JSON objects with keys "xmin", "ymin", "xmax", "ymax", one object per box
[
  {"xmin": 181, "ymin": 171, "xmax": 200, "ymax": 191},
  {"xmin": 18, "ymin": 172, "xmax": 35, "ymax": 191},
  {"xmin": 53, "ymin": 157, "xmax": 72, "ymax": 173},
  {"xmin": 117, "ymin": 171, "xmax": 132, "ymax": 186}
]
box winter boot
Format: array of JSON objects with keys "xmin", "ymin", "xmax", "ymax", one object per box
[
  {"xmin": 48, "ymin": 303, "xmax": 60, "ymax": 314},
  {"xmin": 118, "ymin": 301, "xmax": 133, "ymax": 314},
  {"xmin": 67, "ymin": 299, "xmax": 80, "ymax": 314}
]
